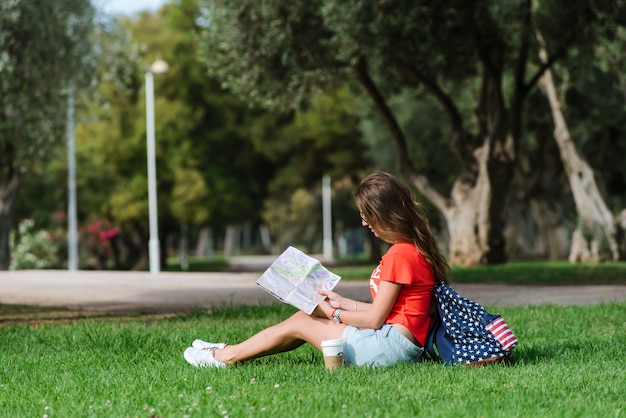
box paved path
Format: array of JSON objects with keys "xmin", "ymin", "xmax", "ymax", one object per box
[{"xmin": 1, "ymin": 270, "xmax": 625, "ymax": 314}]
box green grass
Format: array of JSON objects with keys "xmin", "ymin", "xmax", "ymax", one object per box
[
  {"xmin": 1, "ymin": 302, "xmax": 625, "ymax": 417},
  {"xmin": 332, "ymin": 261, "xmax": 626, "ymax": 284},
  {"xmin": 450, "ymin": 261, "xmax": 626, "ymax": 285}
]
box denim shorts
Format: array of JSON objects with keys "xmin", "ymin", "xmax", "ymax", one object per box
[{"xmin": 341, "ymin": 324, "xmax": 424, "ymax": 367}]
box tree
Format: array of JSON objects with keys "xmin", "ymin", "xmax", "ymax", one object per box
[
  {"xmin": 537, "ymin": 31, "xmax": 622, "ymax": 262},
  {"xmin": 0, "ymin": 0, "xmax": 96, "ymax": 269},
  {"xmin": 198, "ymin": 0, "xmax": 624, "ymax": 265}
]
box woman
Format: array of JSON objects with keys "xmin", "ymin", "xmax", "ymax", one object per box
[{"xmin": 183, "ymin": 171, "xmax": 449, "ymax": 367}]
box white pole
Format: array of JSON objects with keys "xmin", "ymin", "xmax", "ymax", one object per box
[
  {"xmin": 67, "ymin": 88, "xmax": 78, "ymax": 271},
  {"xmin": 322, "ymin": 174, "xmax": 333, "ymax": 261},
  {"xmin": 145, "ymin": 71, "xmax": 160, "ymax": 274}
]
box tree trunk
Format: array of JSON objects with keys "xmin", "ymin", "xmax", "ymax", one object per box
[
  {"xmin": 195, "ymin": 226, "xmax": 215, "ymax": 258},
  {"xmin": 128, "ymin": 222, "xmax": 148, "ymax": 271},
  {"xmin": 537, "ymin": 34, "xmax": 619, "ymax": 262},
  {"xmin": 0, "ymin": 171, "xmax": 24, "ymax": 270},
  {"xmin": 403, "ymin": 135, "xmax": 514, "ymax": 267},
  {"xmin": 441, "ymin": 144, "xmax": 491, "ymax": 265},
  {"xmin": 224, "ymin": 224, "xmax": 240, "ymax": 256}
]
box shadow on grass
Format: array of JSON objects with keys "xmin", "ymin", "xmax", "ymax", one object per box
[{"xmin": 513, "ymin": 341, "xmax": 586, "ymax": 366}]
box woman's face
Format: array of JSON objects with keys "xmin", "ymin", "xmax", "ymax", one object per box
[
  {"xmin": 360, "ymin": 212, "xmax": 372, "ymax": 231},
  {"xmin": 362, "ymin": 219, "xmax": 377, "ymax": 237},
  {"xmin": 360, "ymin": 213, "xmax": 381, "ymax": 238}
]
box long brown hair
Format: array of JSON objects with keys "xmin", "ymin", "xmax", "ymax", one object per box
[{"xmin": 354, "ymin": 171, "xmax": 449, "ymax": 283}]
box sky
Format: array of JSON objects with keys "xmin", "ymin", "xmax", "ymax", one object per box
[{"xmin": 97, "ymin": 0, "xmax": 170, "ymax": 16}]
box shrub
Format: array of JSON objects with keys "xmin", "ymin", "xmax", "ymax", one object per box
[{"xmin": 10, "ymin": 219, "xmax": 63, "ymax": 270}]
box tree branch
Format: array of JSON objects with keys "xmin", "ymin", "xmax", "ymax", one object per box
[
  {"xmin": 395, "ymin": 58, "xmax": 477, "ymax": 175},
  {"xmin": 524, "ymin": 30, "xmax": 579, "ymax": 95},
  {"xmin": 353, "ymin": 56, "xmax": 449, "ymax": 211},
  {"xmin": 511, "ymin": 0, "xmax": 532, "ymax": 149},
  {"xmin": 513, "ymin": 0, "xmax": 532, "ymax": 104}
]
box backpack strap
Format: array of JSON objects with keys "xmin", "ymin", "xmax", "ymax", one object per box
[
  {"xmin": 423, "ymin": 309, "xmax": 440, "ymax": 362},
  {"xmin": 424, "ymin": 282, "xmax": 456, "ymax": 364}
]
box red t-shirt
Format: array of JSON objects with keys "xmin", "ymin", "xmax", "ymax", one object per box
[{"xmin": 370, "ymin": 242, "xmax": 435, "ymax": 346}]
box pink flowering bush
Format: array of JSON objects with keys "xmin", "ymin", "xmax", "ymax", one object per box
[{"xmin": 80, "ymin": 216, "xmax": 120, "ymax": 269}]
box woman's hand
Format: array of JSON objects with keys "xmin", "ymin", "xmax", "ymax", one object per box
[
  {"xmin": 317, "ymin": 290, "xmax": 344, "ymax": 309},
  {"xmin": 311, "ymin": 298, "xmax": 334, "ymax": 319}
]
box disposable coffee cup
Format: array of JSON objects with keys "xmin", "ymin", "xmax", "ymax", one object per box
[{"xmin": 321, "ymin": 339, "xmax": 345, "ymax": 370}]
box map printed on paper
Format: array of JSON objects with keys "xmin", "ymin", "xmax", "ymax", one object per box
[{"xmin": 256, "ymin": 246, "xmax": 341, "ymax": 315}]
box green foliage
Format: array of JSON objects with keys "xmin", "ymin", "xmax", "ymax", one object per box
[
  {"xmin": 262, "ymin": 188, "xmax": 320, "ymax": 252},
  {"xmin": 0, "ymin": 0, "xmax": 96, "ymax": 165},
  {"xmin": 0, "ymin": 0, "xmax": 97, "ymax": 269},
  {"xmin": 358, "ymin": 88, "xmax": 460, "ymax": 192},
  {"xmin": 199, "ymin": 0, "xmax": 342, "ymax": 110},
  {"xmin": 0, "ymin": 302, "xmax": 625, "ymax": 416},
  {"xmin": 170, "ymin": 168, "xmax": 210, "ymax": 225},
  {"xmin": 66, "ymin": 2, "xmax": 280, "ymax": 266},
  {"xmin": 117, "ymin": 3, "xmax": 282, "ymax": 228},
  {"xmin": 248, "ymin": 86, "xmax": 370, "ymax": 253},
  {"xmin": 257, "ymin": 87, "xmax": 371, "ymax": 195},
  {"xmin": 11, "ymin": 0, "xmax": 377, "ymax": 270},
  {"xmin": 13, "ymin": 147, "xmax": 69, "ymax": 231}
]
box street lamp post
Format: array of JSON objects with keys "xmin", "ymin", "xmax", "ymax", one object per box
[
  {"xmin": 145, "ymin": 59, "xmax": 169, "ymax": 275},
  {"xmin": 322, "ymin": 174, "xmax": 333, "ymax": 262},
  {"xmin": 67, "ymin": 86, "xmax": 78, "ymax": 272}
]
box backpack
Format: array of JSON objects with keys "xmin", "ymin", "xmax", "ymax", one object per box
[{"xmin": 424, "ymin": 282, "xmax": 518, "ymax": 366}]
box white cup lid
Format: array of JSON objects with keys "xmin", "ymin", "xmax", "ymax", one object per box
[{"xmin": 321, "ymin": 339, "xmax": 344, "ymax": 347}]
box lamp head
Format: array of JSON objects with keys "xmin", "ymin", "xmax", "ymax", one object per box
[{"xmin": 150, "ymin": 59, "xmax": 169, "ymax": 74}]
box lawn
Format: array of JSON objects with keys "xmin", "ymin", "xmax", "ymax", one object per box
[
  {"xmin": 332, "ymin": 261, "xmax": 626, "ymax": 284},
  {"xmin": 1, "ymin": 301, "xmax": 625, "ymax": 417}
]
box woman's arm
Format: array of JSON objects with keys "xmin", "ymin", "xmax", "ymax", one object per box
[
  {"xmin": 317, "ymin": 289, "xmax": 371, "ymax": 312},
  {"xmin": 317, "ymin": 281, "xmax": 402, "ymax": 329}
]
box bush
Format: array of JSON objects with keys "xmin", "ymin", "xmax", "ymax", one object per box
[{"xmin": 10, "ymin": 219, "xmax": 63, "ymax": 270}]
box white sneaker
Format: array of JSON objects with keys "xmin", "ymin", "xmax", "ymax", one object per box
[
  {"xmin": 192, "ymin": 339, "xmax": 227, "ymax": 350},
  {"xmin": 183, "ymin": 347, "xmax": 226, "ymax": 368}
]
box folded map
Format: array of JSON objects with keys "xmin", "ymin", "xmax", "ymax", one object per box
[{"xmin": 256, "ymin": 246, "xmax": 341, "ymax": 314}]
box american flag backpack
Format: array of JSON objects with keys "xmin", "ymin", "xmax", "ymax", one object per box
[{"xmin": 424, "ymin": 282, "xmax": 518, "ymax": 366}]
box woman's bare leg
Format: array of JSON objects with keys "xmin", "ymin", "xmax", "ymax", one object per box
[{"xmin": 213, "ymin": 311, "xmax": 345, "ymax": 365}]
